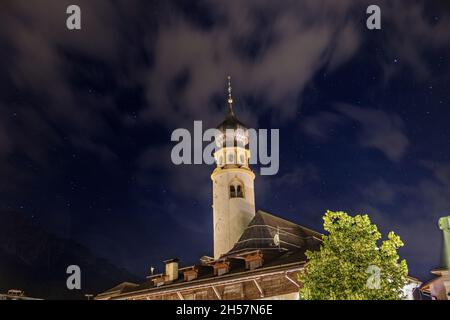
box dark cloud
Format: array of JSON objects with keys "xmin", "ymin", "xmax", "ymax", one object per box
[
  {"xmin": 143, "ymin": 0, "xmax": 362, "ymax": 125},
  {"xmin": 142, "ymin": 0, "xmax": 450, "ymax": 127},
  {"xmin": 354, "ymin": 160, "xmax": 450, "ymax": 275},
  {"xmin": 256, "ymin": 164, "xmax": 320, "ymax": 203},
  {"xmin": 302, "ymin": 104, "xmax": 409, "ymax": 161},
  {"xmin": 138, "ymin": 144, "xmax": 211, "ymax": 199},
  {"xmin": 362, "ymin": 179, "xmax": 397, "ymax": 205},
  {"xmin": 379, "ymin": 1, "xmax": 450, "ymax": 80},
  {"xmin": 302, "ymin": 111, "xmax": 345, "ymax": 141},
  {"xmin": 336, "ymin": 104, "xmax": 410, "ymax": 161},
  {"xmin": 0, "ymin": 0, "xmax": 447, "ymax": 179},
  {"xmin": 0, "ymin": 0, "xmax": 448, "ymax": 279}
]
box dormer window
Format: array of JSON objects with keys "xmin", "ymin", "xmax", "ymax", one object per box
[
  {"xmin": 244, "ymin": 252, "xmax": 264, "ymax": 270},
  {"xmin": 182, "ymin": 267, "xmax": 199, "ymax": 282},
  {"xmin": 151, "ymin": 275, "xmax": 166, "ymax": 287},
  {"xmin": 213, "ymin": 261, "xmax": 230, "ymax": 276},
  {"xmin": 247, "ymin": 259, "xmax": 263, "ymax": 270},
  {"xmin": 217, "ymin": 266, "xmax": 228, "ymax": 276}
]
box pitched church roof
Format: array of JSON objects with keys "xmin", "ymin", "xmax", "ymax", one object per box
[{"xmin": 224, "ymin": 210, "xmax": 322, "ymax": 257}]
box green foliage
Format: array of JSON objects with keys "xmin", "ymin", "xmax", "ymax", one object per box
[{"xmin": 298, "ymin": 210, "xmax": 408, "ymax": 300}]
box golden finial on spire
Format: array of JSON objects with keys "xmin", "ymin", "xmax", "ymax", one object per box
[{"xmin": 227, "ymin": 75, "xmax": 233, "ymax": 112}]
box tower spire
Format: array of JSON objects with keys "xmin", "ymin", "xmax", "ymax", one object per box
[{"xmin": 227, "ymin": 75, "xmax": 234, "ymax": 115}]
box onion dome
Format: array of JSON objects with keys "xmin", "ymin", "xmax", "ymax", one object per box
[{"xmin": 215, "ymin": 76, "xmax": 249, "ymax": 148}]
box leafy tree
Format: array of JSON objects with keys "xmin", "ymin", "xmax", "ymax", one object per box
[{"xmin": 298, "ymin": 210, "xmax": 408, "ymax": 300}]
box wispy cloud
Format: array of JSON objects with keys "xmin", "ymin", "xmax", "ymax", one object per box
[
  {"xmin": 143, "ymin": 0, "xmax": 361, "ymax": 125},
  {"xmin": 302, "ymin": 104, "xmax": 410, "ymax": 161},
  {"xmin": 336, "ymin": 104, "xmax": 410, "ymax": 161},
  {"xmin": 354, "ymin": 161, "xmax": 450, "ymax": 275},
  {"xmin": 0, "ymin": 0, "xmax": 447, "ymax": 188},
  {"xmin": 302, "ymin": 111, "xmax": 345, "ymax": 141}
]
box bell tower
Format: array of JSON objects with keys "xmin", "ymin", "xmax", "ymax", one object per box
[{"xmin": 211, "ymin": 76, "xmax": 256, "ymax": 259}]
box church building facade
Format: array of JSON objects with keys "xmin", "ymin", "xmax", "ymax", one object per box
[{"xmin": 96, "ymin": 77, "xmax": 322, "ymax": 300}]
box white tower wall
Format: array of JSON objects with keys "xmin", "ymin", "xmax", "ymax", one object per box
[{"xmin": 212, "ymin": 168, "xmax": 255, "ymax": 258}]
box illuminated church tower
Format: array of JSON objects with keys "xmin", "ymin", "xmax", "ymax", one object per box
[{"xmin": 211, "ymin": 76, "xmax": 256, "ymax": 259}]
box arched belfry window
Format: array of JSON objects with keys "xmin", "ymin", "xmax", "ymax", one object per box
[
  {"xmin": 229, "ymin": 178, "xmax": 244, "ymax": 199},
  {"xmin": 237, "ymin": 185, "xmax": 243, "ymax": 198},
  {"xmin": 229, "ymin": 185, "xmax": 236, "ymax": 198}
]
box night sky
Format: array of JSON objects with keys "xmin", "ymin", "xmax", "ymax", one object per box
[{"xmin": 0, "ymin": 0, "xmax": 449, "ymax": 282}]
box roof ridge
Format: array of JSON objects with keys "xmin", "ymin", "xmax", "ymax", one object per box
[{"xmin": 255, "ymin": 210, "xmax": 323, "ymax": 237}]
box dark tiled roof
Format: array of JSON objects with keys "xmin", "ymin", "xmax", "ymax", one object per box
[
  {"xmin": 97, "ymin": 282, "xmax": 139, "ymax": 296},
  {"xmin": 224, "ymin": 210, "xmax": 322, "ymax": 256},
  {"xmin": 216, "ymin": 110, "xmax": 247, "ymax": 131}
]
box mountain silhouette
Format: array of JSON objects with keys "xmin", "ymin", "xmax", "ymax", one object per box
[{"xmin": 0, "ymin": 210, "xmax": 138, "ymax": 299}]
